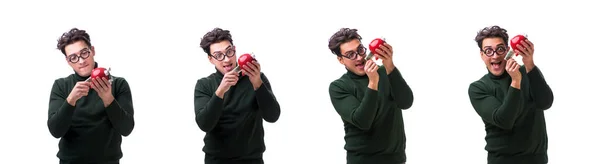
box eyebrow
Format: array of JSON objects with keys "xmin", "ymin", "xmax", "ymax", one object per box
[
  {"xmin": 483, "ymin": 44, "xmax": 506, "ymax": 49},
  {"xmin": 344, "ymin": 45, "xmax": 363, "ymax": 54},
  {"xmin": 68, "ymin": 48, "xmax": 89, "ymax": 56},
  {"xmin": 212, "ymin": 45, "xmax": 232, "ymax": 54}
]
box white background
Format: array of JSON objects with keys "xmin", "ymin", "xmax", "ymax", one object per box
[{"xmin": 1, "ymin": 0, "xmax": 598, "ymax": 163}]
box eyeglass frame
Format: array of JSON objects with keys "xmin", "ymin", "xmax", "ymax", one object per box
[
  {"xmin": 66, "ymin": 48, "xmax": 92, "ymax": 63},
  {"xmin": 481, "ymin": 45, "xmax": 508, "ymax": 57},
  {"xmin": 210, "ymin": 45, "xmax": 236, "ymax": 61},
  {"xmin": 341, "ymin": 45, "xmax": 367, "ymax": 60}
]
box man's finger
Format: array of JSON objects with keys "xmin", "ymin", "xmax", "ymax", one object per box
[
  {"xmin": 101, "ymin": 77, "xmax": 111, "ymax": 88},
  {"xmin": 97, "ymin": 78, "xmax": 108, "ymax": 89},
  {"xmin": 90, "ymin": 79, "xmax": 100, "ymax": 90},
  {"xmin": 379, "ymin": 44, "xmax": 391, "ymax": 54},
  {"xmin": 252, "ymin": 61, "xmax": 261, "ymax": 70},
  {"xmin": 249, "ymin": 63, "xmax": 259, "ymax": 73}
]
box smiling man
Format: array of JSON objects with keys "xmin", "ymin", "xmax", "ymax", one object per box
[
  {"xmin": 468, "ymin": 25, "xmax": 554, "ymax": 164},
  {"xmin": 47, "ymin": 28, "xmax": 135, "ymax": 164},
  {"xmin": 327, "ymin": 28, "xmax": 414, "ymax": 164},
  {"xmin": 195, "ymin": 27, "xmax": 281, "ymax": 164}
]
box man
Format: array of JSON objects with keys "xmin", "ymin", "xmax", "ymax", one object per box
[
  {"xmin": 327, "ymin": 28, "xmax": 414, "ymax": 164},
  {"xmin": 468, "ymin": 25, "xmax": 554, "ymax": 164},
  {"xmin": 47, "ymin": 28, "xmax": 135, "ymax": 164},
  {"xmin": 194, "ymin": 27, "xmax": 281, "ymax": 164}
]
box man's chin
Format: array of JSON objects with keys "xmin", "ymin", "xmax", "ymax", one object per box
[{"xmin": 76, "ymin": 68, "xmax": 92, "ymax": 77}]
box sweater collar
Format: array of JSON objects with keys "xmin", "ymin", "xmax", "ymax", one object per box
[
  {"xmin": 487, "ymin": 69, "xmax": 509, "ymax": 80},
  {"xmin": 345, "ymin": 68, "xmax": 367, "ymax": 79}
]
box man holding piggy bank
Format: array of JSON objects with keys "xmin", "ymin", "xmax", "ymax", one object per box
[
  {"xmin": 195, "ymin": 27, "xmax": 281, "ymax": 164},
  {"xmin": 327, "ymin": 28, "xmax": 414, "ymax": 164},
  {"xmin": 468, "ymin": 25, "xmax": 554, "ymax": 164},
  {"xmin": 47, "ymin": 28, "xmax": 135, "ymax": 164}
]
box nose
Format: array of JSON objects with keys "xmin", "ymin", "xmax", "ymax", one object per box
[
  {"xmin": 78, "ymin": 57, "xmax": 86, "ymax": 64},
  {"xmin": 223, "ymin": 55, "xmax": 233, "ymax": 63},
  {"xmin": 491, "ymin": 53, "xmax": 503, "ymax": 59},
  {"xmin": 356, "ymin": 54, "xmax": 365, "ymax": 61}
]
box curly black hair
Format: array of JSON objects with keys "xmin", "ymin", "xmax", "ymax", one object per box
[
  {"xmin": 474, "ymin": 25, "xmax": 509, "ymax": 50},
  {"xmin": 56, "ymin": 28, "xmax": 92, "ymax": 56},
  {"xmin": 328, "ymin": 28, "xmax": 362, "ymax": 56},
  {"xmin": 200, "ymin": 28, "xmax": 234, "ymax": 55}
]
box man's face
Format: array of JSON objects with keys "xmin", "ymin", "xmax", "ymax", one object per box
[
  {"xmin": 208, "ymin": 40, "xmax": 237, "ymax": 75},
  {"xmin": 337, "ymin": 39, "xmax": 368, "ymax": 76},
  {"xmin": 65, "ymin": 40, "xmax": 95, "ymax": 77},
  {"xmin": 480, "ymin": 37, "xmax": 508, "ymax": 76}
]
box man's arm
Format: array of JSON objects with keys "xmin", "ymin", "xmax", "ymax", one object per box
[
  {"xmin": 47, "ymin": 80, "xmax": 76, "ymax": 138},
  {"xmin": 468, "ymin": 81, "xmax": 525, "ymax": 130},
  {"xmin": 387, "ymin": 67, "xmax": 414, "ymax": 109},
  {"xmin": 255, "ymin": 73, "xmax": 281, "ymax": 123},
  {"xmin": 527, "ymin": 66, "xmax": 554, "ymax": 110},
  {"xmin": 194, "ymin": 79, "xmax": 224, "ymax": 132},
  {"xmin": 104, "ymin": 78, "xmax": 135, "ymax": 136},
  {"xmin": 329, "ymin": 80, "xmax": 379, "ymax": 131}
]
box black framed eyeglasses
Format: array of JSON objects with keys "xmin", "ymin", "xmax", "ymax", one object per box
[
  {"xmin": 211, "ymin": 46, "xmax": 236, "ymax": 61},
  {"xmin": 342, "ymin": 45, "xmax": 367, "ymax": 60},
  {"xmin": 482, "ymin": 46, "xmax": 507, "ymax": 57},
  {"xmin": 66, "ymin": 48, "xmax": 91, "ymax": 63}
]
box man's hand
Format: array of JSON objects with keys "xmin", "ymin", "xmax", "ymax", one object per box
[
  {"xmin": 216, "ymin": 71, "xmax": 239, "ymax": 99},
  {"xmin": 66, "ymin": 81, "xmax": 91, "ymax": 106},
  {"xmin": 516, "ymin": 39, "xmax": 535, "ymax": 73},
  {"xmin": 90, "ymin": 77, "xmax": 114, "ymax": 107},
  {"xmin": 374, "ymin": 43, "xmax": 395, "ymax": 75},
  {"xmin": 241, "ymin": 61, "xmax": 263, "ymax": 91},
  {"xmin": 365, "ymin": 60, "xmax": 380, "ymax": 90},
  {"xmin": 506, "ymin": 58, "xmax": 522, "ymax": 89}
]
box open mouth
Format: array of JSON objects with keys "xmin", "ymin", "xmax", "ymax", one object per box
[
  {"xmin": 355, "ymin": 61, "xmax": 365, "ymax": 69},
  {"xmin": 223, "ymin": 64, "xmax": 234, "ymax": 70},
  {"xmin": 491, "ymin": 61, "xmax": 502, "ymax": 69}
]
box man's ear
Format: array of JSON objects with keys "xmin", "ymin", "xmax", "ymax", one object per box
[
  {"xmin": 208, "ymin": 55, "xmax": 214, "ymax": 65},
  {"xmin": 480, "ymin": 51, "xmax": 486, "ymax": 62},
  {"xmin": 91, "ymin": 46, "xmax": 96, "ymax": 57},
  {"xmin": 337, "ymin": 56, "xmax": 344, "ymax": 65}
]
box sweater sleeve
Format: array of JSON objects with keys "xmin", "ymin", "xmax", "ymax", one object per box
[
  {"xmin": 329, "ymin": 80, "xmax": 379, "ymax": 131},
  {"xmin": 527, "ymin": 66, "xmax": 554, "ymax": 110},
  {"xmin": 468, "ymin": 81, "xmax": 524, "ymax": 130},
  {"xmin": 47, "ymin": 80, "xmax": 76, "ymax": 138},
  {"xmin": 104, "ymin": 78, "xmax": 135, "ymax": 136},
  {"xmin": 387, "ymin": 67, "xmax": 414, "ymax": 109},
  {"xmin": 194, "ymin": 79, "xmax": 224, "ymax": 132},
  {"xmin": 255, "ymin": 73, "xmax": 281, "ymax": 123}
]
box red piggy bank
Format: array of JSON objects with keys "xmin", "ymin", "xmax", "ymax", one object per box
[
  {"xmin": 90, "ymin": 67, "xmax": 111, "ymax": 80},
  {"xmin": 238, "ymin": 53, "xmax": 255, "ymax": 68},
  {"xmin": 233, "ymin": 53, "xmax": 256, "ymax": 76},
  {"xmin": 368, "ymin": 38, "xmax": 386, "ymax": 60},
  {"xmin": 510, "ymin": 35, "xmax": 528, "ymax": 56}
]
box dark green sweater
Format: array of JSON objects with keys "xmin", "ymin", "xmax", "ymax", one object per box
[
  {"xmin": 468, "ymin": 66, "xmax": 554, "ymax": 164},
  {"xmin": 194, "ymin": 69, "xmax": 281, "ymax": 163},
  {"xmin": 47, "ymin": 63, "xmax": 135, "ymax": 163},
  {"xmin": 329, "ymin": 66, "xmax": 414, "ymax": 164}
]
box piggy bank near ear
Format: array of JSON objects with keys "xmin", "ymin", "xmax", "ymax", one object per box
[
  {"xmin": 235, "ymin": 53, "xmax": 256, "ymax": 76},
  {"xmin": 510, "ymin": 34, "xmax": 528, "ymax": 56},
  {"xmin": 367, "ymin": 38, "xmax": 386, "ymax": 60}
]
